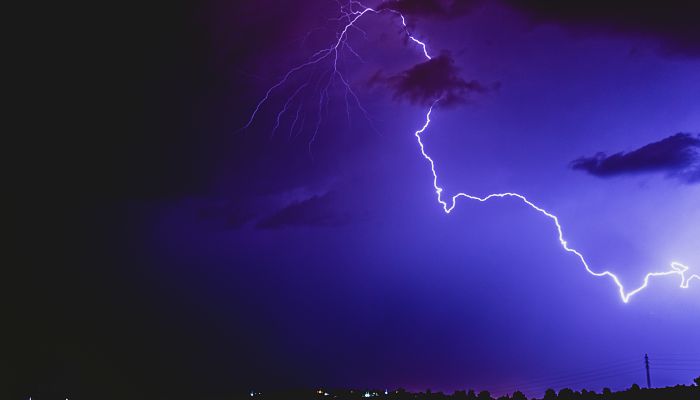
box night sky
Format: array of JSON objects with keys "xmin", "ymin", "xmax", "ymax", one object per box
[{"xmin": 7, "ymin": 1, "xmax": 700, "ymax": 399}]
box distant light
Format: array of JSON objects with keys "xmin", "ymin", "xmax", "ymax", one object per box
[
  {"xmin": 250, "ymin": 391, "xmax": 254, "ymax": 397},
  {"xmin": 364, "ymin": 392, "xmax": 371, "ymax": 398},
  {"xmin": 385, "ymin": 389, "xmax": 388, "ymax": 395}
]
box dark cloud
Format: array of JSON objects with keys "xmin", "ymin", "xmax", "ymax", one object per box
[
  {"xmin": 505, "ymin": 0, "xmax": 700, "ymax": 57},
  {"xmin": 257, "ymin": 192, "xmax": 353, "ymax": 229},
  {"xmin": 378, "ymin": 0, "xmax": 480, "ymax": 18},
  {"xmin": 372, "ymin": 53, "xmax": 498, "ymax": 107},
  {"xmin": 571, "ymin": 133, "xmax": 700, "ymax": 183},
  {"xmin": 196, "ymin": 199, "xmax": 261, "ymax": 229}
]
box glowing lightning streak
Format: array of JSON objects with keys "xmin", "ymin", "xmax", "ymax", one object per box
[
  {"xmin": 273, "ymin": 82, "xmax": 308, "ymax": 136},
  {"xmin": 399, "ymin": 14, "xmax": 431, "ymax": 59},
  {"xmin": 243, "ymin": 3, "xmax": 376, "ymax": 153},
  {"xmin": 243, "ymin": 2, "xmax": 416, "ymax": 133},
  {"xmin": 415, "ymin": 103, "xmax": 698, "ymax": 303},
  {"xmin": 402, "ymin": 9, "xmax": 698, "ymax": 302},
  {"xmin": 244, "ymin": 1, "xmax": 698, "ymax": 302}
]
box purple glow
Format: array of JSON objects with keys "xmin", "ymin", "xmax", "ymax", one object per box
[{"xmin": 244, "ymin": 1, "xmax": 698, "ymax": 303}]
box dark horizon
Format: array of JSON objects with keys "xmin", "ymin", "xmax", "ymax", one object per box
[{"xmin": 250, "ymin": 380, "xmax": 700, "ymax": 400}]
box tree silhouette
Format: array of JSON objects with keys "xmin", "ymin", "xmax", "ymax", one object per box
[
  {"xmin": 558, "ymin": 388, "xmax": 574, "ymax": 400},
  {"xmin": 544, "ymin": 388, "xmax": 557, "ymax": 400},
  {"xmin": 254, "ymin": 382, "xmax": 700, "ymax": 400},
  {"xmin": 512, "ymin": 391, "xmax": 527, "ymax": 400},
  {"xmin": 580, "ymin": 389, "xmax": 596, "ymax": 400}
]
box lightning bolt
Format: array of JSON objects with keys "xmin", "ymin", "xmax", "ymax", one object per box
[{"xmin": 243, "ymin": 1, "xmax": 698, "ymax": 303}]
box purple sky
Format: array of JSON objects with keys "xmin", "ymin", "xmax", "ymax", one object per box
[
  {"xmin": 10, "ymin": 1, "xmax": 699, "ymax": 399},
  {"xmin": 141, "ymin": 0, "xmax": 699, "ymax": 395}
]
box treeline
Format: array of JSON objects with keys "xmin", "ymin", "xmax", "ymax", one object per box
[{"xmin": 253, "ymin": 376, "xmax": 699, "ymax": 400}]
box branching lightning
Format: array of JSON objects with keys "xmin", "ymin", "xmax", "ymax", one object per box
[{"xmin": 242, "ymin": 1, "xmax": 698, "ymax": 302}]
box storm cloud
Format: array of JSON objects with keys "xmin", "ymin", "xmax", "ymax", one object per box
[
  {"xmin": 571, "ymin": 133, "xmax": 700, "ymax": 183},
  {"xmin": 373, "ymin": 53, "xmax": 497, "ymax": 107},
  {"xmin": 504, "ymin": 0, "xmax": 700, "ymax": 57},
  {"xmin": 378, "ymin": 0, "xmax": 480, "ymax": 18},
  {"xmin": 257, "ymin": 191, "xmax": 354, "ymax": 229},
  {"xmin": 382, "ymin": 0, "xmax": 700, "ymax": 57}
]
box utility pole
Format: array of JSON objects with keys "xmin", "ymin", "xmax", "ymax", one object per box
[{"xmin": 645, "ymin": 353, "xmax": 651, "ymax": 389}]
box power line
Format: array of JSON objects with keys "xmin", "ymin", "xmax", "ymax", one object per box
[
  {"xmin": 488, "ymin": 354, "xmax": 700, "ymax": 396},
  {"xmin": 654, "ymin": 367, "xmax": 700, "ymax": 372},
  {"xmin": 513, "ymin": 370, "xmax": 641, "ymax": 396},
  {"xmin": 489, "ymin": 359, "xmax": 639, "ymax": 392},
  {"xmin": 492, "ymin": 366, "xmax": 641, "ymax": 394}
]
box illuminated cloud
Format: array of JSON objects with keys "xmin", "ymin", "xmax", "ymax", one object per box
[
  {"xmin": 372, "ymin": 53, "xmax": 497, "ymax": 107},
  {"xmin": 571, "ymin": 133, "xmax": 700, "ymax": 183}
]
